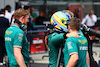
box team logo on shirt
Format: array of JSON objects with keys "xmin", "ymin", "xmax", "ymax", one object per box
[
  {"xmin": 67, "ymin": 42, "xmax": 73, "ymax": 50},
  {"xmin": 78, "ymin": 39, "xmax": 87, "ymax": 44},
  {"xmin": 6, "ymin": 31, "xmax": 13, "ymax": 35},
  {"xmin": 18, "ymin": 33, "xmax": 23, "ymax": 42}
]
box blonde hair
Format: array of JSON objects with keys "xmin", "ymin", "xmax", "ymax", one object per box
[
  {"xmin": 62, "ymin": 10, "xmax": 74, "ymax": 18},
  {"xmin": 14, "ymin": 8, "xmax": 29, "ymax": 20}
]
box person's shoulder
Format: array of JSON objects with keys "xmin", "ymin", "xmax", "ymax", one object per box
[
  {"xmin": 51, "ymin": 32, "xmax": 58, "ymax": 36},
  {"xmin": 11, "ymin": 26, "xmax": 24, "ymax": 33},
  {"xmin": 93, "ymin": 14, "xmax": 97, "ymax": 17},
  {"xmin": 32, "ymin": 13, "xmax": 37, "ymax": 15},
  {"xmin": 0, "ymin": 16, "xmax": 6, "ymax": 19},
  {"xmin": 16, "ymin": 27, "xmax": 24, "ymax": 33},
  {"xmin": 3, "ymin": 17, "xmax": 9, "ymax": 21},
  {"xmin": 85, "ymin": 14, "xmax": 89, "ymax": 17},
  {"xmin": 66, "ymin": 37, "xmax": 76, "ymax": 41}
]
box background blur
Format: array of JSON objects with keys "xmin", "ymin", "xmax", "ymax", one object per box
[
  {"xmin": 0, "ymin": 0, "xmax": 100, "ymax": 27},
  {"xmin": 1, "ymin": 0, "xmax": 100, "ymax": 67}
]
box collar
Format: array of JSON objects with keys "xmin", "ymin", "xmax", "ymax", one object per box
[
  {"xmin": 0, "ymin": 14, "xmax": 4, "ymax": 17},
  {"xmin": 11, "ymin": 23, "xmax": 19, "ymax": 28}
]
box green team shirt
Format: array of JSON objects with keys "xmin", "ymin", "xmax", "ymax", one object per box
[
  {"xmin": 5, "ymin": 24, "xmax": 29, "ymax": 66},
  {"xmin": 31, "ymin": 13, "xmax": 37, "ymax": 25},
  {"xmin": 48, "ymin": 32, "xmax": 65, "ymax": 67},
  {"xmin": 64, "ymin": 30, "xmax": 88, "ymax": 67}
]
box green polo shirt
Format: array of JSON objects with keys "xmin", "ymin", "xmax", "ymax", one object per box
[
  {"xmin": 5, "ymin": 24, "xmax": 29, "ymax": 66},
  {"xmin": 31, "ymin": 13, "xmax": 37, "ymax": 25},
  {"xmin": 64, "ymin": 30, "xmax": 88, "ymax": 67},
  {"xmin": 48, "ymin": 32, "xmax": 65, "ymax": 67}
]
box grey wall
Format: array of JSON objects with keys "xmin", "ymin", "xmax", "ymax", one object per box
[{"xmin": 0, "ymin": 0, "xmax": 19, "ymax": 11}]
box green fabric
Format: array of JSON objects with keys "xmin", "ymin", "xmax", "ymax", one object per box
[
  {"xmin": 64, "ymin": 30, "xmax": 88, "ymax": 67},
  {"xmin": 5, "ymin": 24, "xmax": 29, "ymax": 66},
  {"xmin": 9, "ymin": 64, "xmax": 19, "ymax": 67},
  {"xmin": 48, "ymin": 32, "xmax": 65, "ymax": 67},
  {"xmin": 31, "ymin": 13, "xmax": 37, "ymax": 25},
  {"xmin": 9, "ymin": 63, "xmax": 28, "ymax": 67}
]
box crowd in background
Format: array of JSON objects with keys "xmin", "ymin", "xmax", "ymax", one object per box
[
  {"xmin": 0, "ymin": 4, "xmax": 48, "ymax": 66},
  {"xmin": 0, "ymin": 4, "xmax": 98, "ymax": 66}
]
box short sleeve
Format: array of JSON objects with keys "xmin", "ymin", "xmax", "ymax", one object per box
[
  {"xmin": 13, "ymin": 31, "xmax": 24, "ymax": 48},
  {"xmin": 65, "ymin": 37, "xmax": 78, "ymax": 56},
  {"xmin": 51, "ymin": 33, "xmax": 64, "ymax": 46}
]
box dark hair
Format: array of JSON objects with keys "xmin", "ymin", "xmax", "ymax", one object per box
[
  {"xmin": 24, "ymin": 5, "xmax": 30, "ymax": 10},
  {"xmin": 15, "ymin": 2, "xmax": 22, "ymax": 10},
  {"xmin": 68, "ymin": 17, "xmax": 81, "ymax": 31},
  {"xmin": 4, "ymin": 5, "xmax": 11, "ymax": 12},
  {"xmin": 0, "ymin": 9, "xmax": 5, "ymax": 14}
]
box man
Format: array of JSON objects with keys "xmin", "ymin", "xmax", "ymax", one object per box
[
  {"xmin": 4, "ymin": 5, "xmax": 12, "ymax": 23},
  {"xmin": 73, "ymin": 8, "xmax": 79, "ymax": 18},
  {"xmin": 64, "ymin": 17, "xmax": 89, "ymax": 67},
  {"xmin": 30, "ymin": 7, "xmax": 37, "ymax": 25},
  {"xmin": 5, "ymin": 8, "xmax": 29, "ymax": 67},
  {"xmin": 24, "ymin": 5, "xmax": 34, "ymax": 31},
  {"xmin": 81, "ymin": 10, "xmax": 97, "ymax": 59},
  {"xmin": 36, "ymin": 11, "xmax": 46, "ymax": 25},
  {"xmin": 0, "ymin": 9, "xmax": 9, "ymax": 65},
  {"xmin": 48, "ymin": 10, "xmax": 79, "ymax": 67},
  {"xmin": 81, "ymin": 10, "xmax": 97, "ymax": 28}
]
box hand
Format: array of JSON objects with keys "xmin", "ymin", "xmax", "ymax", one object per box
[
  {"xmin": 66, "ymin": 32, "xmax": 79, "ymax": 38},
  {"xmin": 89, "ymin": 35, "xmax": 95, "ymax": 40},
  {"xmin": 90, "ymin": 15, "xmax": 92, "ymax": 18}
]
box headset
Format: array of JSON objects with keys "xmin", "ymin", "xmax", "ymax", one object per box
[{"xmin": 14, "ymin": 19, "xmax": 27, "ymax": 31}]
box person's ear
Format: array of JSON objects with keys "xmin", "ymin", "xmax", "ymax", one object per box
[
  {"xmin": 68, "ymin": 25, "xmax": 71, "ymax": 30},
  {"xmin": 22, "ymin": 16, "xmax": 24, "ymax": 20},
  {"xmin": 20, "ymin": 16, "xmax": 24, "ymax": 24}
]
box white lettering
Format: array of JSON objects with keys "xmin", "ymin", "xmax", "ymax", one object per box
[
  {"xmin": 18, "ymin": 33, "xmax": 23, "ymax": 42},
  {"xmin": 67, "ymin": 42, "xmax": 73, "ymax": 50},
  {"xmin": 5, "ymin": 37, "xmax": 11, "ymax": 41},
  {"xmin": 79, "ymin": 46, "xmax": 88, "ymax": 50}
]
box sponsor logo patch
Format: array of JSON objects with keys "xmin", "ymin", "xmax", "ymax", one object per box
[{"xmin": 6, "ymin": 31, "xmax": 13, "ymax": 35}]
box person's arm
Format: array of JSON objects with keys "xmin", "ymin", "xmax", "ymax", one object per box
[
  {"xmin": 14, "ymin": 47, "xmax": 27, "ymax": 67},
  {"xmin": 13, "ymin": 31, "xmax": 27, "ymax": 67},
  {"xmin": 86, "ymin": 51, "xmax": 90, "ymax": 67},
  {"xmin": 45, "ymin": 35, "xmax": 49, "ymax": 51},
  {"xmin": 51, "ymin": 32, "xmax": 79, "ymax": 45},
  {"xmin": 91, "ymin": 15, "xmax": 97, "ymax": 23},
  {"xmin": 66, "ymin": 54, "xmax": 78, "ymax": 67},
  {"xmin": 81, "ymin": 15, "xmax": 87, "ymax": 24}
]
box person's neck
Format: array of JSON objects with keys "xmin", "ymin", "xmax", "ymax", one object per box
[
  {"xmin": 14, "ymin": 23, "xmax": 20, "ymax": 27},
  {"xmin": 69, "ymin": 29, "xmax": 78, "ymax": 33}
]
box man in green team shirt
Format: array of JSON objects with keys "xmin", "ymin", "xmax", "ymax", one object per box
[
  {"xmin": 47, "ymin": 10, "xmax": 80, "ymax": 67},
  {"xmin": 64, "ymin": 17, "xmax": 90, "ymax": 67},
  {"xmin": 5, "ymin": 8, "xmax": 29, "ymax": 67}
]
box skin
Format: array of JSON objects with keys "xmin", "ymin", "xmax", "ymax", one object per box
[
  {"xmin": 66, "ymin": 25, "xmax": 79, "ymax": 67},
  {"xmin": 66, "ymin": 25, "xmax": 90, "ymax": 67},
  {"xmin": 89, "ymin": 10, "xmax": 94, "ymax": 18}
]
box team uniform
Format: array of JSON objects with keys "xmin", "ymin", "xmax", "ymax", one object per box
[
  {"xmin": 48, "ymin": 32, "xmax": 65, "ymax": 67},
  {"xmin": 5, "ymin": 24, "xmax": 29, "ymax": 67},
  {"xmin": 64, "ymin": 30, "xmax": 88, "ymax": 67}
]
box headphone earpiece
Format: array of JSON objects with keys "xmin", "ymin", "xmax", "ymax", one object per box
[
  {"xmin": 14, "ymin": 19, "xmax": 27, "ymax": 31},
  {"xmin": 20, "ymin": 24, "xmax": 27, "ymax": 31}
]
